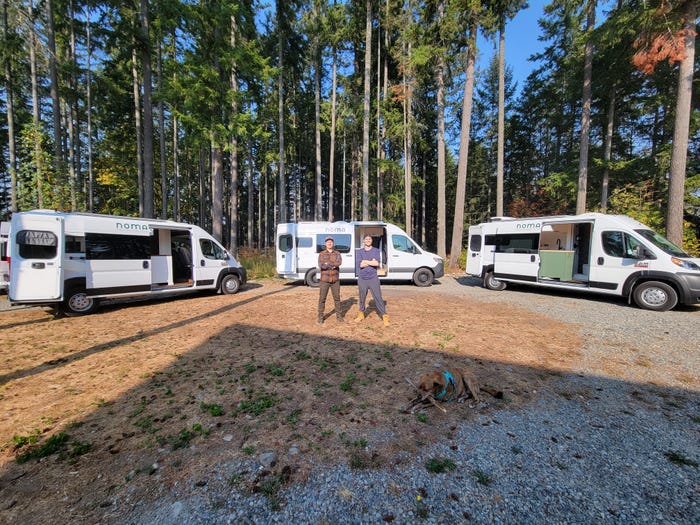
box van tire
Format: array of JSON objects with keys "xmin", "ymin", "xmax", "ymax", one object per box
[
  {"xmin": 484, "ymin": 271, "xmax": 506, "ymax": 291},
  {"xmin": 305, "ymin": 268, "xmax": 320, "ymax": 287},
  {"xmin": 632, "ymin": 281, "xmax": 677, "ymax": 311},
  {"xmin": 62, "ymin": 287, "xmax": 99, "ymax": 316},
  {"xmin": 220, "ymin": 274, "xmax": 241, "ymax": 295},
  {"xmin": 413, "ymin": 268, "xmax": 434, "ymax": 287}
]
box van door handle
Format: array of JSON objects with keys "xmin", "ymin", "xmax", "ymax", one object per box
[
  {"xmin": 597, "ymin": 257, "xmax": 604, "ymax": 265},
  {"xmin": 143, "ymin": 261, "xmax": 149, "ymax": 269},
  {"xmin": 32, "ymin": 262, "xmax": 45, "ymax": 269},
  {"xmin": 530, "ymin": 255, "xmax": 536, "ymax": 262}
]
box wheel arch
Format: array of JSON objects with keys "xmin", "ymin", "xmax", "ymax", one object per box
[{"xmin": 622, "ymin": 271, "xmax": 687, "ymax": 305}]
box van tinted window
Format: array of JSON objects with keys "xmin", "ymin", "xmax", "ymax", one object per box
[
  {"xmin": 601, "ymin": 231, "xmax": 645, "ymax": 259},
  {"xmin": 488, "ymin": 233, "xmax": 539, "ymax": 254},
  {"xmin": 16, "ymin": 230, "xmax": 58, "ymax": 259},
  {"xmin": 201, "ymin": 239, "xmax": 227, "ymax": 260},
  {"xmin": 278, "ymin": 234, "xmax": 293, "ymax": 253},
  {"xmin": 469, "ymin": 234, "xmax": 482, "ymax": 252},
  {"xmin": 86, "ymin": 233, "xmax": 151, "ymax": 260},
  {"xmin": 392, "ymin": 235, "xmax": 417, "ymax": 253},
  {"xmin": 316, "ymin": 234, "xmax": 351, "ymax": 253}
]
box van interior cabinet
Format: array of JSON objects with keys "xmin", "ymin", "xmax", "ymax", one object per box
[
  {"xmin": 151, "ymin": 255, "xmax": 173, "ymax": 285},
  {"xmin": 539, "ymin": 250, "xmax": 574, "ymax": 281}
]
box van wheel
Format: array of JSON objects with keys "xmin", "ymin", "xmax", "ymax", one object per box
[
  {"xmin": 484, "ymin": 271, "xmax": 506, "ymax": 291},
  {"xmin": 305, "ymin": 268, "xmax": 320, "ymax": 287},
  {"xmin": 63, "ymin": 287, "xmax": 99, "ymax": 316},
  {"xmin": 220, "ymin": 274, "xmax": 241, "ymax": 295},
  {"xmin": 413, "ymin": 268, "xmax": 434, "ymax": 287},
  {"xmin": 632, "ymin": 281, "xmax": 677, "ymax": 311}
]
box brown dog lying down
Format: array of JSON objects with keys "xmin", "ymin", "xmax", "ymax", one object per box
[
  {"xmin": 403, "ymin": 367, "xmax": 504, "ymax": 413},
  {"xmin": 418, "ymin": 367, "xmax": 483, "ymax": 403}
]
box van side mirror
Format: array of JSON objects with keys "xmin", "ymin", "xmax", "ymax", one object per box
[{"xmin": 632, "ymin": 246, "xmax": 655, "ymax": 260}]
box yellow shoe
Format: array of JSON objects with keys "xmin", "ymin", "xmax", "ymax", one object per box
[
  {"xmin": 383, "ymin": 314, "xmax": 390, "ymax": 326},
  {"xmin": 354, "ymin": 311, "xmax": 365, "ymax": 323}
]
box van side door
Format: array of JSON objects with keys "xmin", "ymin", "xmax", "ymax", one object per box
[
  {"xmin": 9, "ymin": 214, "xmax": 65, "ymax": 301},
  {"xmin": 589, "ymin": 230, "xmax": 648, "ymax": 293},
  {"xmin": 85, "ymin": 232, "xmax": 152, "ymax": 295},
  {"xmin": 492, "ymin": 232, "xmax": 540, "ymax": 283},
  {"xmin": 194, "ymin": 238, "xmax": 230, "ymax": 288},
  {"xmin": 276, "ymin": 224, "xmax": 297, "ymax": 276}
]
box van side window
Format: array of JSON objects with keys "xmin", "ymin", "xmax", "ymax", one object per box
[
  {"xmin": 490, "ymin": 233, "xmax": 539, "ymax": 254},
  {"xmin": 316, "ymin": 234, "xmax": 351, "ymax": 253},
  {"xmin": 392, "ymin": 235, "xmax": 416, "ymax": 253},
  {"xmin": 86, "ymin": 233, "xmax": 151, "ymax": 260},
  {"xmin": 200, "ymin": 239, "xmax": 227, "ymax": 260},
  {"xmin": 278, "ymin": 234, "xmax": 293, "ymax": 253},
  {"xmin": 601, "ymin": 231, "xmax": 644, "ymax": 258},
  {"xmin": 16, "ymin": 230, "xmax": 58, "ymax": 259},
  {"xmin": 65, "ymin": 235, "xmax": 84, "ymax": 253},
  {"xmin": 297, "ymin": 237, "xmax": 312, "ymax": 249}
]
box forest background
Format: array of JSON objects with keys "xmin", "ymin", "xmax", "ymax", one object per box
[{"xmin": 1, "ymin": 0, "xmax": 699, "ymax": 267}]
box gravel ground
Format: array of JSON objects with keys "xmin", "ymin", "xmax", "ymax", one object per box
[{"xmin": 117, "ymin": 276, "xmax": 699, "ymax": 525}]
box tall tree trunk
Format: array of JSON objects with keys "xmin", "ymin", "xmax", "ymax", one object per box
[
  {"xmin": 448, "ymin": 23, "xmax": 477, "ymax": 270},
  {"xmin": 85, "ymin": 3, "xmax": 94, "ymax": 212},
  {"xmin": 361, "ymin": 0, "xmax": 372, "ymax": 220},
  {"xmin": 132, "ymin": 45, "xmax": 144, "ymax": 216},
  {"xmin": 329, "ymin": 46, "xmax": 338, "ymax": 221},
  {"xmin": 47, "ymin": 0, "xmax": 64, "ymax": 199},
  {"xmin": 2, "ymin": 0, "xmax": 17, "ymax": 212},
  {"xmin": 600, "ymin": 87, "xmax": 615, "ymax": 212},
  {"xmin": 496, "ymin": 25, "xmax": 505, "ymax": 217},
  {"xmin": 666, "ymin": 0, "xmax": 696, "ymax": 246},
  {"xmin": 277, "ymin": 0, "xmax": 287, "ymax": 224},
  {"xmin": 403, "ymin": 40, "xmax": 413, "ymax": 236},
  {"xmin": 576, "ymin": 0, "xmax": 596, "ymax": 214},
  {"xmin": 158, "ymin": 44, "xmax": 167, "ymax": 218},
  {"xmin": 314, "ymin": 1, "xmax": 322, "ymax": 221},
  {"xmin": 229, "ymin": 13, "xmax": 239, "ymax": 255},
  {"xmin": 247, "ymin": 151, "xmax": 254, "ymax": 247},
  {"xmin": 436, "ymin": 0, "xmax": 446, "ymax": 260},
  {"xmin": 173, "ymin": 114, "xmax": 180, "ymax": 221},
  {"xmin": 140, "ymin": 0, "xmax": 154, "ymax": 218},
  {"xmin": 211, "ymin": 143, "xmax": 223, "ymax": 242},
  {"xmin": 29, "ymin": 0, "xmax": 43, "ymax": 209}
]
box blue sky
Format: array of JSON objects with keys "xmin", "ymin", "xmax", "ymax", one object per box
[{"xmin": 477, "ymin": 0, "xmax": 547, "ymax": 96}]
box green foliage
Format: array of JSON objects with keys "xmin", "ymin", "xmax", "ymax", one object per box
[
  {"xmin": 425, "ymin": 457, "xmax": 456, "ymax": 473},
  {"xmin": 16, "ymin": 432, "xmax": 69, "ymax": 464},
  {"xmin": 237, "ymin": 250, "xmax": 276, "ymax": 280}
]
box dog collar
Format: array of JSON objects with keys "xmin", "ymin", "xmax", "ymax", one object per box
[{"xmin": 435, "ymin": 370, "xmax": 456, "ymax": 401}]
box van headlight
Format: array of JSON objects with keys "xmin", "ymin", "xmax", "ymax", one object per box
[
  {"xmin": 671, "ymin": 257, "xmax": 700, "ymax": 270},
  {"xmin": 434, "ymin": 257, "xmax": 443, "ymax": 264}
]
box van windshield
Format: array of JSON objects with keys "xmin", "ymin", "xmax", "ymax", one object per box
[{"xmin": 636, "ymin": 229, "xmax": 689, "ymax": 257}]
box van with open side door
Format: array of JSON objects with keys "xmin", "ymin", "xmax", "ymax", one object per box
[
  {"xmin": 276, "ymin": 221, "xmax": 444, "ymax": 287},
  {"xmin": 9, "ymin": 210, "xmax": 246, "ymax": 315},
  {"xmin": 465, "ymin": 213, "xmax": 700, "ymax": 311}
]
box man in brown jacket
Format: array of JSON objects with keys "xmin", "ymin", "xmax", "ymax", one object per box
[{"xmin": 317, "ymin": 236, "xmax": 344, "ymax": 324}]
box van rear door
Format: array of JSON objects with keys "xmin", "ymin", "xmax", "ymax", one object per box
[
  {"xmin": 276, "ymin": 224, "xmax": 297, "ymax": 276},
  {"xmin": 9, "ymin": 213, "xmax": 65, "ymax": 301},
  {"xmin": 466, "ymin": 225, "xmax": 483, "ymax": 275}
]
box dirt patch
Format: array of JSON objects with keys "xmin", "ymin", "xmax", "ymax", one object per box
[{"xmin": 1, "ymin": 279, "xmax": 580, "ymax": 523}]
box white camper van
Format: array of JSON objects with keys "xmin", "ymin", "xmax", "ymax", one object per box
[
  {"xmin": 276, "ymin": 221, "xmax": 444, "ymax": 287},
  {"xmin": 0, "ymin": 221, "xmax": 9, "ymax": 291},
  {"xmin": 8, "ymin": 210, "xmax": 247, "ymax": 315},
  {"xmin": 466, "ymin": 212, "xmax": 700, "ymax": 311}
]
